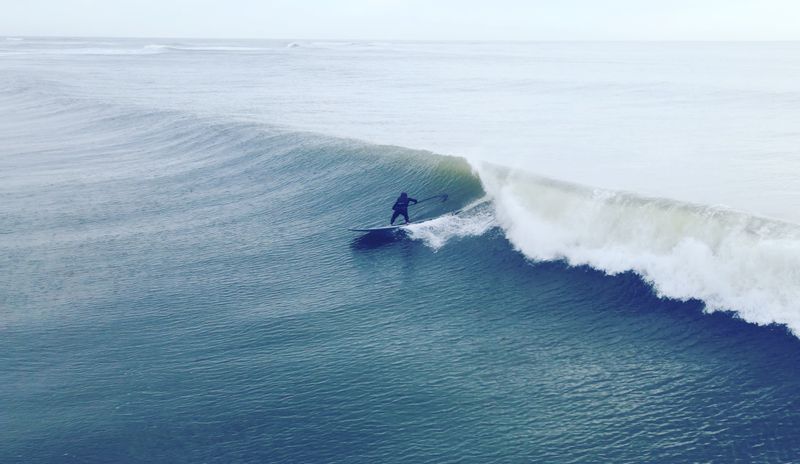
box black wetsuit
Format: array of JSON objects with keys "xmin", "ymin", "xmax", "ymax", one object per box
[{"xmin": 391, "ymin": 194, "xmax": 418, "ymax": 224}]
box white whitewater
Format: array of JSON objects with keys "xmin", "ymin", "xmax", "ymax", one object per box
[{"xmin": 421, "ymin": 163, "xmax": 800, "ymax": 334}]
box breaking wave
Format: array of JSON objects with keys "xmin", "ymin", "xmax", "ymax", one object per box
[
  {"xmin": 3, "ymin": 75, "xmax": 799, "ymax": 337},
  {"xmin": 469, "ymin": 163, "xmax": 800, "ymax": 334}
]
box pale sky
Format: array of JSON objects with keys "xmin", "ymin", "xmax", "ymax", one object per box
[{"xmin": 4, "ymin": 0, "xmax": 800, "ymax": 41}]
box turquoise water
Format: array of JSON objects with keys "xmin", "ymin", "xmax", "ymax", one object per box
[{"xmin": 2, "ymin": 38, "xmax": 800, "ymax": 462}]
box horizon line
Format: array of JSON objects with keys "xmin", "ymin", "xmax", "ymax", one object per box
[{"xmin": 6, "ymin": 34, "xmax": 800, "ymax": 43}]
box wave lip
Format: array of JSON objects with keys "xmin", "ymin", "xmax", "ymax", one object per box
[{"xmin": 474, "ymin": 162, "xmax": 800, "ymax": 335}]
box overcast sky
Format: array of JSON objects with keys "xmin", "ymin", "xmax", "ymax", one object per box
[{"xmin": 4, "ymin": 0, "xmax": 800, "ymax": 40}]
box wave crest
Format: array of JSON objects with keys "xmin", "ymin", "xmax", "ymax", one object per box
[{"xmin": 475, "ymin": 162, "xmax": 800, "ymax": 334}]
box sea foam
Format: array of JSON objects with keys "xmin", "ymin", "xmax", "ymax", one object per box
[
  {"xmin": 472, "ymin": 162, "xmax": 800, "ymax": 334},
  {"xmin": 405, "ymin": 198, "xmax": 496, "ymax": 250}
]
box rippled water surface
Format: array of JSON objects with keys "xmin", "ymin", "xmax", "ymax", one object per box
[{"xmin": 2, "ymin": 38, "xmax": 800, "ymax": 463}]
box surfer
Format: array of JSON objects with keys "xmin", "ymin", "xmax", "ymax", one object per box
[{"xmin": 390, "ymin": 192, "xmax": 418, "ymax": 225}]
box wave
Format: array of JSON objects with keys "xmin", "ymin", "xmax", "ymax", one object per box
[
  {"xmin": 4, "ymin": 78, "xmax": 798, "ymax": 337},
  {"xmin": 339, "ymin": 140, "xmax": 800, "ymax": 336},
  {"xmin": 0, "ymin": 40, "xmax": 397, "ymax": 57},
  {"xmin": 468, "ymin": 163, "xmax": 800, "ymax": 335},
  {"xmin": 0, "ymin": 42, "xmax": 273, "ymax": 57},
  {"xmin": 0, "ymin": 47, "xmax": 162, "ymax": 56},
  {"xmin": 144, "ymin": 44, "xmax": 269, "ymax": 53}
]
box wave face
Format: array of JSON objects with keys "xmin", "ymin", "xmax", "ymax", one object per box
[{"xmin": 474, "ymin": 163, "xmax": 800, "ymax": 334}]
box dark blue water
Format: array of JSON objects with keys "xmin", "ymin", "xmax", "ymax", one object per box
[{"xmin": 2, "ymin": 70, "xmax": 800, "ymax": 464}]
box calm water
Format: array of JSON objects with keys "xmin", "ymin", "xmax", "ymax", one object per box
[{"xmin": 2, "ymin": 38, "xmax": 800, "ymax": 463}]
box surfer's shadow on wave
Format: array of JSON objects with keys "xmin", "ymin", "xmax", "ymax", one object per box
[{"xmin": 349, "ymin": 230, "xmax": 409, "ymax": 250}]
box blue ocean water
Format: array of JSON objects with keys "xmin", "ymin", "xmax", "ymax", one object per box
[{"xmin": 2, "ymin": 38, "xmax": 800, "ymax": 463}]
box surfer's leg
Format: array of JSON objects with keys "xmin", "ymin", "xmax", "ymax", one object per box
[
  {"xmin": 390, "ymin": 211, "xmax": 400, "ymax": 225},
  {"xmin": 402, "ymin": 211, "xmax": 410, "ymax": 224}
]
